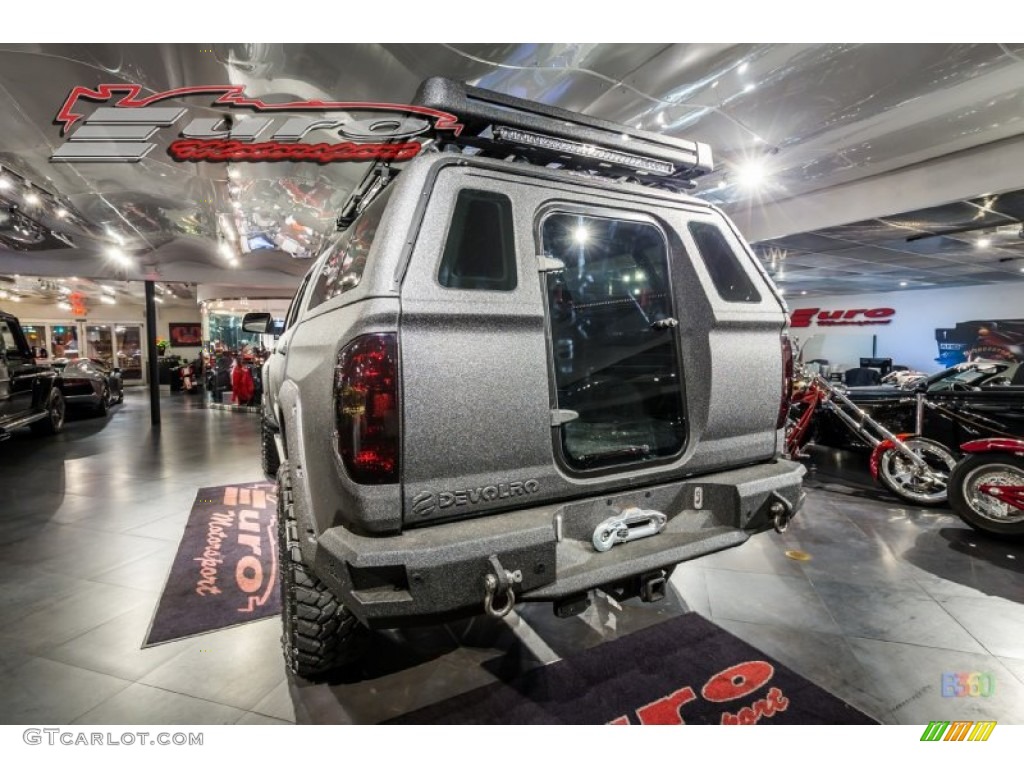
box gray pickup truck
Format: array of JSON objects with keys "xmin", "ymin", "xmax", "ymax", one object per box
[
  {"xmin": 245, "ymin": 78, "xmax": 805, "ymax": 679},
  {"xmin": 0, "ymin": 310, "xmax": 64, "ymax": 440}
]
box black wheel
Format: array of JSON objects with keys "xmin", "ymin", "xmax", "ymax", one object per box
[
  {"xmin": 877, "ymin": 437, "xmax": 957, "ymax": 506},
  {"xmin": 948, "ymin": 454, "xmax": 1024, "ymax": 538},
  {"xmin": 31, "ymin": 388, "xmax": 65, "ymax": 435},
  {"xmin": 261, "ymin": 419, "xmax": 280, "ymax": 479},
  {"xmin": 94, "ymin": 386, "xmax": 109, "ymax": 416},
  {"xmin": 278, "ymin": 462, "xmax": 368, "ymax": 680}
]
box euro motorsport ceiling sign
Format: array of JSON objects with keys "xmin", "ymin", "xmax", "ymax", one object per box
[{"xmin": 49, "ymin": 84, "xmax": 463, "ymax": 164}]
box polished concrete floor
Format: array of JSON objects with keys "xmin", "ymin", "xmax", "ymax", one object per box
[{"xmin": 0, "ymin": 390, "xmax": 1021, "ymax": 725}]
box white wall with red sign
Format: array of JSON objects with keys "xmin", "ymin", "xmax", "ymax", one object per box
[{"xmin": 786, "ymin": 282, "xmax": 1024, "ymax": 373}]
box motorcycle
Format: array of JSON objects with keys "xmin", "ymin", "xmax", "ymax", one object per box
[
  {"xmin": 947, "ymin": 438, "xmax": 1024, "ymax": 539},
  {"xmin": 786, "ymin": 369, "xmax": 956, "ymax": 505}
]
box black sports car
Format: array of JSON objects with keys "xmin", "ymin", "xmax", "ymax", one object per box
[
  {"xmin": 53, "ymin": 358, "xmax": 124, "ymax": 415},
  {"xmin": 814, "ymin": 360, "xmax": 1024, "ymax": 451}
]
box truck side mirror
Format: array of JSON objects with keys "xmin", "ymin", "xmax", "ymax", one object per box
[{"xmin": 241, "ymin": 312, "xmax": 273, "ymax": 334}]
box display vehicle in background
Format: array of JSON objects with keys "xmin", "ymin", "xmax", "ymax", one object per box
[
  {"xmin": 52, "ymin": 358, "xmax": 124, "ymax": 415},
  {"xmin": 0, "ymin": 310, "xmax": 65, "ymax": 439},
  {"xmin": 246, "ymin": 78, "xmax": 805, "ymax": 679}
]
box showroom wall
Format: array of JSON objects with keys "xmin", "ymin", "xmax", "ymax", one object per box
[
  {"xmin": 787, "ymin": 282, "xmax": 1024, "ymax": 373},
  {"xmin": 0, "ymin": 296, "xmax": 203, "ymax": 357}
]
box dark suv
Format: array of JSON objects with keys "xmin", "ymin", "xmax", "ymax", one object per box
[
  {"xmin": 246, "ymin": 79, "xmax": 806, "ymax": 679},
  {"xmin": 0, "ymin": 310, "xmax": 64, "ymax": 440}
]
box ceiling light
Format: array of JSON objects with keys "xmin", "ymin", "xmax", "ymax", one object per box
[
  {"xmin": 977, "ymin": 237, "xmax": 991, "ymax": 248},
  {"xmin": 100, "ymin": 295, "xmax": 116, "ymax": 305},
  {"xmin": 573, "ymin": 226, "xmax": 589, "ymax": 245},
  {"xmin": 801, "ymin": 291, "xmax": 807, "ymax": 295},
  {"xmin": 0, "ymin": 176, "xmax": 10, "ymax": 190},
  {"xmin": 778, "ymin": 288, "xmax": 786, "ymax": 295},
  {"xmin": 899, "ymin": 281, "xmax": 908, "ymax": 287},
  {"xmin": 55, "ymin": 208, "xmax": 69, "ymax": 219},
  {"xmin": 23, "ymin": 192, "xmax": 40, "ymax": 206},
  {"xmin": 735, "ymin": 158, "xmax": 768, "ymax": 190},
  {"xmin": 737, "ymin": 62, "xmax": 749, "ymax": 75},
  {"xmin": 743, "ymin": 83, "xmax": 756, "ymax": 93},
  {"xmin": 107, "ymin": 247, "xmax": 130, "ymax": 266}
]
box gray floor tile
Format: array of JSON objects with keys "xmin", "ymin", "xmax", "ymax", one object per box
[
  {"xmin": 0, "ymin": 581, "xmax": 155, "ymax": 655},
  {"xmin": 0, "ymin": 657, "xmax": 130, "ymax": 724},
  {"xmin": 0, "ymin": 562, "xmax": 94, "ymax": 623},
  {"xmin": 844, "ymin": 636, "xmax": 1024, "ymax": 725},
  {"xmin": 122, "ymin": 513, "xmax": 192, "ymax": 543},
  {"xmin": 40, "ymin": 603, "xmax": 197, "ymax": 682},
  {"xmin": 997, "ymin": 657, "xmax": 1024, "ymax": 687},
  {"xmin": 88, "ymin": 546, "xmax": 177, "ymax": 592},
  {"xmin": 235, "ymin": 712, "xmax": 293, "ymax": 725},
  {"xmin": 812, "ymin": 579, "xmax": 988, "ymax": 654},
  {"xmin": 696, "ymin": 532, "xmax": 810, "ymax": 578},
  {"xmin": 251, "ymin": 680, "xmax": 297, "ymax": 723},
  {"xmin": 670, "ymin": 563, "xmax": 710, "ymax": 617},
  {"xmin": 73, "ymin": 683, "xmax": 248, "ymax": 725},
  {"xmin": 704, "ymin": 568, "xmax": 841, "ymax": 635},
  {"xmin": 937, "ymin": 595, "xmax": 1024, "ymax": 660},
  {"xmin": 139, "ymin": 618, "xmax": 286, "ymax": 711}
]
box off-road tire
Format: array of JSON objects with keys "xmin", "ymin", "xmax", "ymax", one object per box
[
  {"xmin": 31, "ymin": 388, "xmax": 65, "ymax": 435},
  {"xmin": 261, "ymin": 419, "xmax": 280, "ymax": 478},
  {"xmin": 278, "ymin": 462, "xmax": 367, "ymax": 679},
  {"xmin": 948, "ymin": 454, "xmax": 1024, "ymax": 539}
]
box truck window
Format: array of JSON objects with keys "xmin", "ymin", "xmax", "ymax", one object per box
[
  {"xmin": 688, "ymin": 221, "xmax": 762, "ymax": 303},
  {"xmin": 438, "ymin": 189, "xmax": 517, "ymax": 291},
  {"xmin": 308, "ymin": 186, "xmax": 393, "ymax": 309}
]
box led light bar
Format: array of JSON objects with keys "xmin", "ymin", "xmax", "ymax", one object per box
[{"xmin": 493, "ymin": 126, "xmax": 675, "ymax": 176}]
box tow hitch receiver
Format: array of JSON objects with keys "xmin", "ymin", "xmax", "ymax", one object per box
[
  {"xmin": 592, "ymin": 507, "xmax": 667, "ymax": 552},
  {"xmin": 640, "ymin": 570, "xmax": 667, "ymax": 603}
]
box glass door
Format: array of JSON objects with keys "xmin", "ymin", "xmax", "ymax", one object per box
[
  {"xmin": 20, "ymin": 324, "xmax": 49, "ymax": 363},
  {"xmin": 50, "ymin": 324, "xmax": 80, "ymax": 360},
  {"xmin": 85, "ymin": 325, "xmax": 115, "ymax": 368},
  {"xmin": 541, "ymin": 211, "xmax": 686, "ymax": 472},
  {"xmin": 114, "ymin": 324, "xmax": 144, "ymax": 384}
]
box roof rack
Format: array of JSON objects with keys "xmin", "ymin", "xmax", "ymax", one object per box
[
  {"xmin": 415, "ymin": 77, "xmax": 713, "ymax": 189},
  {"xmin": 337, "ymin": 78, "xmax": 714, "ymax": 230}
]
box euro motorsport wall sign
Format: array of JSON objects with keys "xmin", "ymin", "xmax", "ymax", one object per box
[
  {"xmin": 790, "ymin": 306, "xmax": 896, "ymax": 328},
  {"xmin": 49, "ymin": 84, "xmax": 463, "ymax": 164}
]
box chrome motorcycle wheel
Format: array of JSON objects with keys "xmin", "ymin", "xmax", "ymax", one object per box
[{"xmin": 877, "ymin": 437, "xmax": 957, "ymax": 506}]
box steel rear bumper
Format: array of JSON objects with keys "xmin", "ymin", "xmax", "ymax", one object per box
[{"xmin": 314, "ymin": 459, "xmax": 806, "ymax": 627}]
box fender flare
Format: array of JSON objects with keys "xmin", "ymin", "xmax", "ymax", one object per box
[{"xmin": 959, "ymin": 438, "xmax": 1024, "ymax": 455}]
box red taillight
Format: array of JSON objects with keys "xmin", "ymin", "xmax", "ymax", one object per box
[
  {"xmin": 776, "ymin": 333, "xmax": 794, "ymax": 430},
  {"xmin": 335, "ymin": 333, "xmax": 400, "ymax": 484}
]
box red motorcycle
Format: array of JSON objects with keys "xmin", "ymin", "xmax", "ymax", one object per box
[
  {"xmin": 947, "ymin": 438, "xmax": 1024, "ymax": 539},
  {"xmin": 785, "ymin": 371, "xmax": 954, "ymax": 505}
]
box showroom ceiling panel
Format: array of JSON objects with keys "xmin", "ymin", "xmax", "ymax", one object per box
[{"xmin": 1, "ymin": 43, "xmax": 1024, "ymax": 295}]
